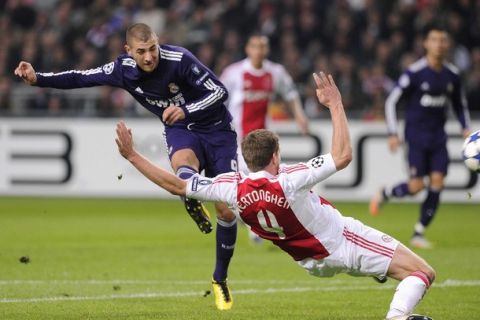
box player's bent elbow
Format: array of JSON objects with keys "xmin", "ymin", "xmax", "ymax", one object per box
[
  {"xmin": 171, "ymin": 186, "xmax": 187, "ymax": 197},
  {"xmin": 334, "ymin": 151, "xmax": 352, "ymax": 171}
]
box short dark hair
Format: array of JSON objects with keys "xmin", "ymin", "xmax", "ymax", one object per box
[
  {"xmin": 422, "ymin": 23, "xmax": 449, "ymax": 39},
  {"xmin": 241, "ymin": 129, "xmax": 279, "ymax": 172},
  {"xmin": 126, "ymin": 23, "xmax": 155, "ymax": 45}
]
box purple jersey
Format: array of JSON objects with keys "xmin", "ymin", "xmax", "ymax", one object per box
[
  {"xmin": 35, "ymin": 44, "xmax": 232, "ymax": 132},
  {"xmin": 34, "ymin": 44, "xmax": 238, "ymax": 175},
  {"xmin": 385, "ymin": 57, "xmax": 470, "ymax": 141},
  {"xmin": 385, "ymin": 58, "xmax": 471, "ymax": 176}
]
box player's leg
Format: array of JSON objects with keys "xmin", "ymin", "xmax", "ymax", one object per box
[
  {"xmin": 211, "ymin": 202, "xmax": 236, "ymax": 310},
  {"xmin": 329, "ymin": 217, "xmax": 433, "ymax": 319},
  {"xmin": 170, "ymin": 148, "xmax": 213, "ymax": 234},
  {"xmin": 201, "ymin": 126, "xmax": 238, "ymax": 310},
  {"xmin": 385, "ymin": 244, "xmax": 435, "ymax": 319},
  {"xmin": 411, "ymin": 142, "xmax": 448, "ymax": 248},
  {"xmin": 370, "ymin": 140, "xmax": 426, "ymax": 216},
  {"xmin": 165, "ymin": 128, "xmax": 213, "ymax": 234}
]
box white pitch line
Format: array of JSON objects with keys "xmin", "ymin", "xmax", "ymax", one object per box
[
  {"xmin": 0, "ymin": 279, "xmax": 349, "ymax": 286},
  {"xmin": 0, "ymin": 279, "xmax": 479, "ymax": 304}
]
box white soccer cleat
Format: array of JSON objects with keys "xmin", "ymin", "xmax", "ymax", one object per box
[
  {"xmin": 369, "ymin": 187, "xmax": 386, "ymax": 216},
  {"xmin": 248, "ymin": 228, "xmax": 263, "ymax": 245},
  {"xmin": 410, "ymin": 236, "xmax": 433, "ymax": 249}
]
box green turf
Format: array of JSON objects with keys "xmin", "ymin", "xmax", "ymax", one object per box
[{"xmin": 0, "ymin": 198, "xmax": 479, "ymax": 319}]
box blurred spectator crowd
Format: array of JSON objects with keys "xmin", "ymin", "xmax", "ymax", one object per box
[{"xmin": 1, "ymin": 0, "xmax": 480, "ymax": 119}]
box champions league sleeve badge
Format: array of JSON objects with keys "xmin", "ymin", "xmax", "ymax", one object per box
[{"xmin": 309, "ymin": 156, "xmax": 325, "ymax": 168}]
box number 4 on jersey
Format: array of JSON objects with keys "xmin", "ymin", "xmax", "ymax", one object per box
[{"xmin": 257, "ymin": 210, "xmax": 286, "ymax": 239}]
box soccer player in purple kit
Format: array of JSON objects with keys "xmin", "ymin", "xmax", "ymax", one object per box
[
  {"xmin": 14, "ymin": 23, "xmax": 236, "ymax": 310},
  {"xmin": 369, "ymin": 25, "xmax": 471, "ymax": 249}
]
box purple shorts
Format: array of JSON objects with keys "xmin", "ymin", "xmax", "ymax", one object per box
[
  {"xmin": 164, "ymin": 125, "xmax": 238, "ymax": 177},
  {"xmin": 406, "ymin": 137, "xmax": 449, "ymax": 177}
]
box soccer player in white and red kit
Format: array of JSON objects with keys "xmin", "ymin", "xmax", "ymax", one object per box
[
  {"xmin": 220, "ymin": 34, "xmax": 309, "ymax": 173},
  {"xmin": 115, "ymin": 72, "xmax": 434, "ymax": 320}
]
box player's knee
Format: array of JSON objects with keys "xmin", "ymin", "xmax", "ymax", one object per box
[
  {"xmin": 408, "ymin": 180, "xmax": 424, "ymax": 194},
  {"xmin": 215, "ymin": 204, "xmax": 235, "ymax": 222},
  {"xmin": 423, "ymin": 265, "xmax": 436, "ymax": 285}
]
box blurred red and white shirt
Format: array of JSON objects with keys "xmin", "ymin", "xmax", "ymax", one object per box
[{"xmin": 220, "ymin": 58, "xmax": 300, "ymax": 139}]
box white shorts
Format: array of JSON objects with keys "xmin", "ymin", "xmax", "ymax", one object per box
[{"xmin": 298, "ymin": 217, "xmax": 399, "ymax": 278}]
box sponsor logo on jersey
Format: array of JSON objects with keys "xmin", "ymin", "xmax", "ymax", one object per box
[
  {"xmin": 310, "ymin": 156, "xmax": 325, "ymax": 168},
  {"xmin": 191, "ymin": 64, "xmax": 201, "ymax": 75},
  {"xmin": 102, "ymin": 62, "xmax": 114, "ymax": 74},
  {"xmin": 168, "ymin": 82, "xmax": 180, "ymax": 94},
  {"xmin": 146, "ymin": 93, "xmax": 186, "ymax": 109},
  {"xmin": 420, "ymin": 94, "xmax": 447, "ymax": 108},
  {"xmin": 122, "ymin": 58, "xmax": 136, "ymax": 68},
  {"xmin": 243, "ymin": 90, "xmax": 272, "ymax": 102}
]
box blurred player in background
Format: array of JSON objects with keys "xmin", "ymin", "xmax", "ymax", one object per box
[
  {"xmin": 220, "ymin": 33, "xmax": 309, "ymax": 243},
  {"xmin": 220, "ymin": 33, "xmax": 309, "ymax": 173},
  {"xmin": 370, "ymin": 25, "xmax": 471, "ymax": 249},
  {"xmin": 115, "ymin": 72, "xmax": 435, "ymax": 320},
  {"xmin": 14, "ymin": 23, "xmax": 236, "ymax": 310}
]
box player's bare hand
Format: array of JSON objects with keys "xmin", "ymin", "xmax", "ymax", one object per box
[
  {"xmin": 14, "ymin": 61, "xmax": 37, "ymax": 85},
  {"xmin": 115, "ymin": 121, "xmax": 135, "ymax": 160},
  {"xmin": 388, "ymin": 135, "xmax": 401, "ymax": 153},
  {"xmin": 162, "ymin": 105, "xmax": 185, "ymax": 125},
  {"xmin": 313, "ymin": 72, "xmax": 342, "ymax": 110},
  {"xmin": 463, "ymin": 128, "xmax": 472, "ymax": 139}
]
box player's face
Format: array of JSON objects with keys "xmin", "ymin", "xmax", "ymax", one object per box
[
  {"xmin": 246, "ymin": 36, "xmax": 269, "ymax": 66},
  {"xmin": 125, "ymin": 36, "xmax": 159, "ymax": 72},
  {"xmin": 424, "ymin": 30, "xmax": 449, "ymax": 60}
]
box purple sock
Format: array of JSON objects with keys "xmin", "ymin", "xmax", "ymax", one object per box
[
  {"xmin": 213, "ymin": 219, "xmax": 237, "ymax": 281},
  {"xmin": 390, "ymin": 182, "xmax": 410, "ymax": 198},
  {"xmin": 419, "ymin": 189, "xmax": 440, "ymax": 228}
]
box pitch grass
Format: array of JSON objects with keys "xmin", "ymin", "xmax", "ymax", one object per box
[{"xmin": 0, "ymin": 198, "xmax": 479, "ymax": 319}]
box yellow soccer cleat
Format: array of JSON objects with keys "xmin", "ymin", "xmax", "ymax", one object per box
[
  {"xmin": 184, "ymin": 198, "xmax": 213, "ymax": 234},
  {"xmin": 212, "ymin": 279, "xmax": 233, "ymax": 310}
]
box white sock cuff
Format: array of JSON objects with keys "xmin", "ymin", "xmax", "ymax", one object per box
[{"xmin": 217, "ymin": 218, "xmax": 237, "ymax": 227}]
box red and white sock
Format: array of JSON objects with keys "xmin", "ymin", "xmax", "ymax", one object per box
[{"xmin": 386, "ymin": 271, "xmax": 431, "ymax": 319}]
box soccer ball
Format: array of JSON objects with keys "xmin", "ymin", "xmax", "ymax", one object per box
[{"xmin": 463, "ymin": 130, "xmax": 480, "ymax": 173}]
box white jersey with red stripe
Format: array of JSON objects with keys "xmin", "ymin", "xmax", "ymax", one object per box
[
  {"xmin": 220, "ymin": 58, "xmax": 300, "ymax": 139},
  {"xmin": 186, "ymin": 153, "xmax": 349, "ymax": 261}
]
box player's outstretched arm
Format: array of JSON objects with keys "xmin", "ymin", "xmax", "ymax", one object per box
[
  {"xmin": 115, "ymin": 121, "xmax": 187, "ymax": 196},
  {"xmin": 313, "ymin": 72, "xmax": 352, "ymax": 170},
  {"xmin": 14, "ymin": 61, "xmax": 37, "ymax": 85},
  {"xmin": 287, "ymin": 96, "xmax": 309, "ymax": 135}
]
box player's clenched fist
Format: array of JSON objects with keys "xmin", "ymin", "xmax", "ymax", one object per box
[{"xmin": 14, "ymin": 61, "xmax": 37, "ymax": 85}]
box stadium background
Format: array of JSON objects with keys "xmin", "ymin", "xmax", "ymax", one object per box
[
  {"xmin": 0, "ymin": 0, "xmax": 479, "ymax": 200},
  {"xmin": 1, "ymin": 0, "xmax": 480, "ymax": 119}
]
